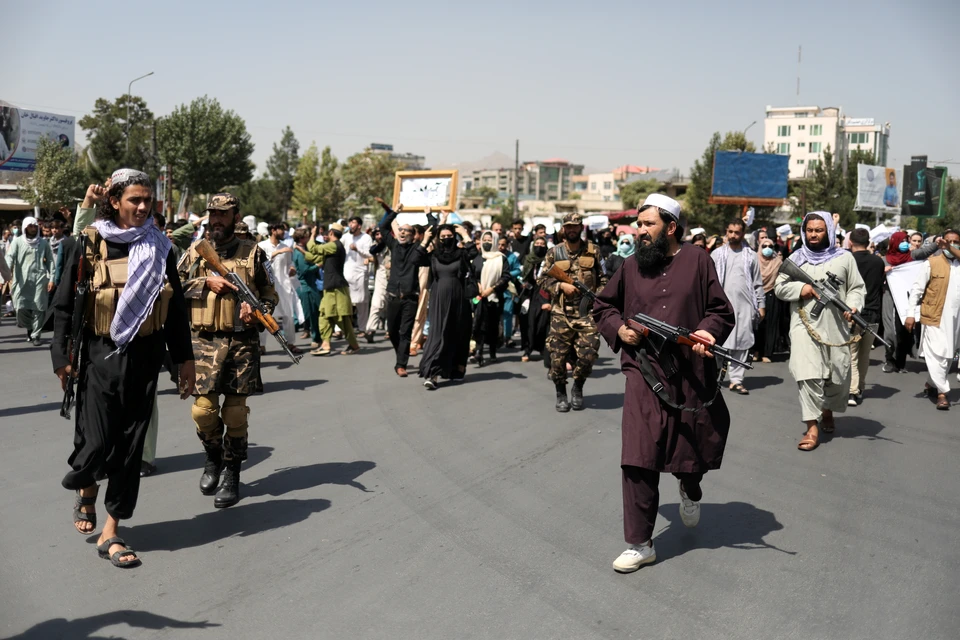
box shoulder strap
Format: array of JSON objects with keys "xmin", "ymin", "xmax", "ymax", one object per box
[
  {"xmin": 635, "ymin": 348, "xmax": 718, "ymax": 415},
  {"xmin": 554, "ymin": 244, "xmax": 568, "ymax": 263}
]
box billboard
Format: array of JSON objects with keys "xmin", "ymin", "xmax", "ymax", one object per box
[
  {"xmin": 855, "ymin": 164, "xmax": 899, "ymax": 212},
  {"xmin": 901, "ymin": 155, "xmax": 948, "ymax": 218},
  {"xmin": 0, "ymin": 102, "xmax": 76, "ymax": 172},
  {"xmin": 710, "ymin": 151, "xmax": 789, "ymax": 205}
]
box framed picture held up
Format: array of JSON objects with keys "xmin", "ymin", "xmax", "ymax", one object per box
[{"xmin": 392, "ymin": 170, "xmax": 459, "ymax": 212}]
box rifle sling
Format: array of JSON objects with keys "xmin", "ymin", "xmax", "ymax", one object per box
[{"xmin": 635, "ymin": 347, "xmax": 718, "ymax": 415}]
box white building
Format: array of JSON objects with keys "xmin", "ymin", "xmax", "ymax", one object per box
[{"xmin": 763, "ymin": 105, "xmax": 890, "ymax": 179}]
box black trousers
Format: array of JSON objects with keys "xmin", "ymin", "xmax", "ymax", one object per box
[
  {"xmin": 386, "ymin": 295, "xmax": 418, "ymax": 370},
  {"xmin": 622, "ymin": 465, "xmax": 705, "ymax": 545},
  {"xmin": 62, "ymin": 332, "xmax": 164, "ymax": 521}
]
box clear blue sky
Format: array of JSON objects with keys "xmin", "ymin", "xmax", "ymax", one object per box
[{"xmin": 7, "ymin": 0, "xmax": 959, "ymax": 175}]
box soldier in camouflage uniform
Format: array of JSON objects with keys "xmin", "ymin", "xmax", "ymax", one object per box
[
  {"xmin": 538, "ymin": 212, "xmax": 605, "ymax": 412},
  {"xmin": 177, "ymin": 193, "xmax": 278, "ymax": 508}
]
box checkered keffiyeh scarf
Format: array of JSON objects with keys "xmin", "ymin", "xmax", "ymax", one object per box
[{"xmin": 93, "ymin": 219, "xmax": 172, "ymax": 353}]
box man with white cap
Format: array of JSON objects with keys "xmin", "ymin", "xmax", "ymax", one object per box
[
  {"xmin": 5, "ymin": 215, "xmax": 54, "ymax": 345},
  {"xmin": 775, "ymin": 211, "xmax": 865, "ymax": 451},
  {"xmin": 594, "ymin": 193, "xmax": 735, "ymax": 573}
]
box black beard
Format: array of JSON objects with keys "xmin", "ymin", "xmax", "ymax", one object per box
[
  {"xmin": 635, "ymin": 233, "xmax": 670, "ymax": 274},
  {"xmin": 211, "ymin": 221, "xmax": 236, "ymax": 243},
  {"xmin": 806, "ymin": 236, "xmax": 829, "ymax": 252},
  {"xmin": 565, "ymin": 232, "xmax": 581, "ymax": 243}
]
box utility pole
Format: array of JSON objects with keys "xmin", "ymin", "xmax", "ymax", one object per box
[
  {"xmin": 125, "ymin": 71, "xmax": 154, "ymax": 158},
  {"xmin": 513, "ymin": 139, "xmax": 519, "ymax": 217}
]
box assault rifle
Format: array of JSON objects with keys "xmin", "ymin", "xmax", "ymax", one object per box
[
  {"xmin": 195, "ymin": 240, "xmax": 302, "ymax": 364},
  {"xmin": 60, "ymin": 260, "xmax": 89, "ymax": 420},
  {"xmin": 778, "ymin": 259, "xmax": 891, "ymax": 349},
  {"xmin": 544, "ymin": 264, "xmax": 753, "ymax": 370}
]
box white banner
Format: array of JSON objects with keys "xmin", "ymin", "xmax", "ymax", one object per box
[
  {"xmin": 0, "ymin": 102, "xmax": 76, "ymax": 172},
  {"xmin": 855, "ymin": 164, "xmax": 900, "ymax": 213},
  {"xmin": 886, "ymin": 261, "xmax": 926, "ymax": 324}
]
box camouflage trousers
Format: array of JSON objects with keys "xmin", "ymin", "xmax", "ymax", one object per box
[
  {"xmin": 546, "ymin": 313, "xmax": 600, "ymax": 383},
  {"xmin": 193, "ymin": 329, "xmax": 263, "ymax": 395}
]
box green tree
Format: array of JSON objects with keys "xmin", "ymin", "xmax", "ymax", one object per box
[
  {"xmin": 156, "ymin": 95, "xmax": 254, "ymax": 195},
  {"xmin": 340, "ymin": 149, "xmax": 401, "ymax": 213},
  {"xmin": 231, "ymin": 177, "xmax": 281, "ymax": 223},
  {"xmin": 78, "ymin": 95, "xmax": 156, "ymax": 180},
  {"xmin": 292, "ymin": 142, "xmax": 320, "ymax": 211},
  {"xmin": 18, "ymin": 137, "xmax": 87, "ymax": 212},
  {"xmin": 316, "ymin": 145, "xmax": 343, "ymax": 221},
  {"xmin": 619, "ymin": 179, "xmax": 661, "ymax": 210},
  {"xmin": 685, "ymin": 131, "xmax": 759, "ymax": 233},
  {"xmin": 464, "ymin": 186, "xmax": 499, "ymax": 205},
  {"xmin": 266, "ymin": 126, "xmax": 299, "ymax": 216}
]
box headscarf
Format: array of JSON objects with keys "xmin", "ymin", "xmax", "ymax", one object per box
[
  {"xmin": 479, "ymin": 230, "xmax": 503, "ymax": 303},
  {"xmin": 758, "ymin": 239, "xmax": 782, "ymax": 293},
  {"xmin": 615, "ymin": 234, "xmax": 635, "ymax": 258},
  {"xmin": 21, "ymin": 216, "xmax": 40, "ymax": 247},
  {"xmin": 434, "ymin": 224, "xmax": 461, "ymax": 265},
  {"xmin": 788, "ymin": 211, "xmax": 842, "ymax": 267},
  {"xmin": 885, "ymin": 230, "xmax": 912, "ymax": 267}
]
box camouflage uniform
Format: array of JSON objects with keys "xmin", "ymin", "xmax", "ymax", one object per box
[
  {"xmin": 177, "ymin": 194, "xmax": 277, "ymax": 501},
  {"xmin": 538, "ymin": 213, "xmax": 605, "ymax": 410}
]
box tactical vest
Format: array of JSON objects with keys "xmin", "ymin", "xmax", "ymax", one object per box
[
  {"xmin": 920, "ymin": 253, "xmax": 952, "ymax": 327},
  {"xmin": 553, "ymin": 241, "xmax": 599, "ymax": 292},
  {"xmin": 185, "ymin": 238, "xmax": 260, "ymax": 332},
  {"xmin": 81, "ymin": 227, "xmax": 172, "ymax": 338}
]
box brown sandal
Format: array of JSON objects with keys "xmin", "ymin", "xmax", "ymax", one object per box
[
  {"xmin": 937, "ymin": 394, "xmax": 950, "ymax": 410},
  {"xmin": 798, "ymin": 431, "xmax": 819, "ymax": 451}
]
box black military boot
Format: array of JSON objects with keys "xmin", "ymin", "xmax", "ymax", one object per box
[
  {"xmin": 555, "ymin": 382, "xmax": 571, "ymax": 413},
  {"xmin": 199, "ymin": 445, "xmax": 223, "ymax": 495},
  {"xmin": 571, "ymin": 379, "xmax": 585, "ymax": 411},
  {"xmin": 214, "ymin": 460, "xmax": 242, "ymax": 509}
]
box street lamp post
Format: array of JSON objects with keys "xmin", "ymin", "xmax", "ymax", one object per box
[
  {"xmin": 742, "ymin": 120, "xmax": 757, "ymax": 150},
  {"xmin": 126, "ymin": 71, "xmax": 154, "ymax": 156}
]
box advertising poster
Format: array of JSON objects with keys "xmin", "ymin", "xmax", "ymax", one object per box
[
  {"xmin": 0, "ymin": 102, "xmax": 76, "ymax": 172},
  {"xmin": 855, "ymin": 164, "xmax": 899, "ymax": 212}
]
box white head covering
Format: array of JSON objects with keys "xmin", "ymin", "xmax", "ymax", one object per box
[
  {"xmin": 21, "ymin": 217, "xmax": 40, "ymax": 246},
  {"xmin": 243, "ymin": 215, "xmax": 257, "ymax": 230},
  {"xmin": 640, "ymin": 194, "xmax": 685, "ymax": 229},
  {"xmin": 257, "ymin": 222, "xmax": 269, "ymax": 237},
  {"xmin": 479, "ymin": 230, "xmax": 504, "ymax": 303}
]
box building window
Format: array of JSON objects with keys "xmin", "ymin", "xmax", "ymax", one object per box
[
  {"xmin": 808, "ymin": 159, "xmax": 820, "ymax": 169},
  {"xmin": 797, "ymin": 159, "xmax": 805, "ymax": 164},
  {"xmin": 603, "ymin": 181, "xmax": 612, "ymax": 190},
  {"xmin": 795, "ymin": 112, "xmax": 809, "ymax": 118},
  {"xmin": 589, "ymin": 182, "xmax": 596, "ymax": 191},
  {"xmin": 810, "ymin": 124, "xmax": 822, "ymax": 136},
  {"xmin": 809, "ymin": 142, "xmax": 821, "ymax": 153},
  {"xmin": 798, "ymin": 125, "xmax": 806, "ymax": 130},
  {"xmin": 797, "ymin": 142, "xmax": 806, "ymax": 148},
  {"xmin": 777, "ymin": 143, "xmax": 790, "ymax": 154},
  {"xmin": 849, "ymin": 132, "xmax": 868, "ymax": 144},
  {"xmin": 777, "ymin": 125, "xmax": 791, "ymax": 137}
]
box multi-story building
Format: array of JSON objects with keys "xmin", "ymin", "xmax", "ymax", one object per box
[
  {"xmin": 763, "ymin": 106, "xmax": 890, "ymax": 179},
  {"xmin": 368, "ymin": 143, "xmax": 426, "ymax": 170},
  {"xmin": 464, "ymin": 159, "xmax": 584, "ymax": 201}
]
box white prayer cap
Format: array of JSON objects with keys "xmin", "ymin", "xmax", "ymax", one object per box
[
  {"xmin": 690, "ymin": 227, "xmax": 706, "ymax": 236},
  {"xmin": 776, "ymin": 224, "xmax": 792, "ymax": 238},
  {"xmin": 640, "ymin": 193, "xmax": 686, "ymax": 231},
  {"xmin": 257, "ymin": 222, "xmax": 269, "ymax": 237},
  {"xmin": 243, "ymin": 215, "xmax": 256, "ymax": 229},
  {"xmin": 855, "ymin": 223, "xmax": 870, "ymax": 231}
]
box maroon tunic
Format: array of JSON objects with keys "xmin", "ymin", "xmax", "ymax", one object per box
[{"xmin": 594, "ymin": 246, "xmax": 735, "ymax": 473}]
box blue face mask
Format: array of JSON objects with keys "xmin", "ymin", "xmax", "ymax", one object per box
[
  {"xmin": 761, "ymin": 247, "xmax": 776, "ymax": 258},
  {"xmin": 898, "ymin": 241, "xmax": 910, "ymax": 253}
]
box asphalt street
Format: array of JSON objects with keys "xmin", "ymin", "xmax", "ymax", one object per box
[{"xmin": 1, "ymin": 320, "xmax": 958, "ymax": 640}]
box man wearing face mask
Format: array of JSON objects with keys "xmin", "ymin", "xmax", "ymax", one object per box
[
  {"xmin": 906, "ymin": 230, "xmax": 960, "ymax": 410},
  {"xmin": 5, "ymin": 215, "xmax": 54, "ymax": 345},
  {"xmin": 538, "ymin": 212, "xmax": 604, "ymax": 412},
  {"xmin": 775, "ymin": 212, "xmax": 865, "ymax": 451},
  {"xmin": 711, "ymin": 219, "xmax": 764, "ymax": 395}
]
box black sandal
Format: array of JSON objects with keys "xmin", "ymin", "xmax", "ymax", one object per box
[
  {"xmin": 729, "ymin": 383, "xmax": 750, "ymax": 395},
  {"xmin": 73, "ymin": 489, "xmax": 98, "ymax": 535},
  {"xmin": 97, "ymin": 537, "xmax": 141, "ymax": 568}
]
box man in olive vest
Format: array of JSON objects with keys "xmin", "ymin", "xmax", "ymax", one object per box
[
  {"xmin": 302, "ymin": 223, "xmax": 361, "ymax": 356},
  {"xmin": 538, "ymin": 212, "xmax": 605, "ymax": 412},
  {"xmin": 906, "ymin": 230, "xmax": 960, "ymax": 410},
  {"xmin": 178, "ymin": 193, "xmax": 278, "ymax": 508}
]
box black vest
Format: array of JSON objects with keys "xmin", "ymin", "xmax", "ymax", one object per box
[{"xmin": 323, "ymin": 240, "xmax": 348, "ymax": 291}]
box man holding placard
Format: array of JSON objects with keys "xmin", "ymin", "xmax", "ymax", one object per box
[{"xmin": 906, "ymin": 232, "xmax": 960, "ymax": 410}]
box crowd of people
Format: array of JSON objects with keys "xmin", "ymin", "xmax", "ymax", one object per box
[{"xmin": 3, "ymin": 171, "xmax": 959, "ymax": 574}]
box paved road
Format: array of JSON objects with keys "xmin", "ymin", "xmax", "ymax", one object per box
[{"xmin": 1, "ymin": 321, "xmax": 958, "ymax": 640}]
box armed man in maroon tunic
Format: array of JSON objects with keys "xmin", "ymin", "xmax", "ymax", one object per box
[{"xmin": 593, "ymin": 194, "xmax": 735, "ymax": 574}]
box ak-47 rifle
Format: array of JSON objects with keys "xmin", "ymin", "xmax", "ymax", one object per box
[
  {"xmin": 195, "ymin": 240, "xmax": 302, "ymax": 364},
  {"xmin": 60, "ymin": 254, "xmax": 90, "ymax": 420},
  {"xmin": 778, "ymin": 259, "xmax": 891, "ymax": 349},
  {"xmin": 544, "ymin": 264, "xmax": 753, "ymax": 370}
]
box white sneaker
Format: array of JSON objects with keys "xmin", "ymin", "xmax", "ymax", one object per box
[
  {"xmin": 423, "ymin": 377, "xmax": 437, "ymax": 390},
  {"xmin": 612, "ymin": 542, "xmax": 656, "ymax": 573},
  {"xmin": 678, "ymin": 478, "xmax": 701, "ymax": 528}
]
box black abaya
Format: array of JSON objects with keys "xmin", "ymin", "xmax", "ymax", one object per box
[{"xmin": 419, "ymin": 247, "xmax": 477, "ymax": 380}]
